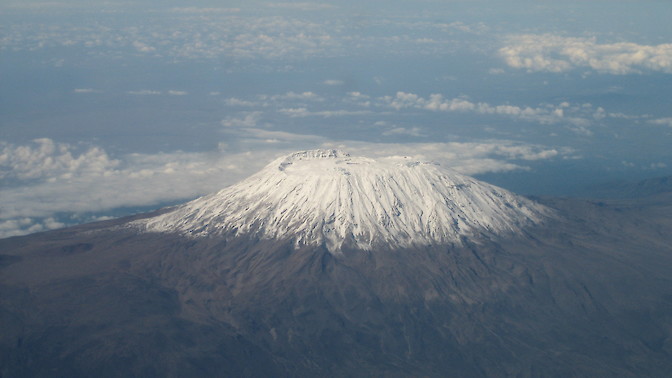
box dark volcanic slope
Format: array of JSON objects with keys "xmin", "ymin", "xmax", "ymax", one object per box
[
  {"xmin": 1, "ymin": 196, "xmax": 672, "ymax": 377},
  {"xmin": 585, "ymin": 175, "xmax": 672, "ymax": 199}
]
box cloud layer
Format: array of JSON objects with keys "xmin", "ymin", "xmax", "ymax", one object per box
[
  {"xmin": 0, "ymin": 7, "xmax": 490, "ymax": 66},
  {"xmin": 500, "ymin": 34, "xmax": 672, "ymax": 74},
  {"xmin": 379, "ymin": 92, "xmax": 602, "ymax": 135},
  {"xmin": 0, "ymin": 138, "xmax": 119, "ymax": 181}
]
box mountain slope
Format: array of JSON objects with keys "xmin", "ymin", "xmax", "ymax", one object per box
[{"xmin": 584, "ymin": 175, "xmax": 672, "ymax": 199}]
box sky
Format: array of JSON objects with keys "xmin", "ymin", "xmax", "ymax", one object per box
[{"xmin": 1, "ymin": 0, "xmax": 672, "ymax": 237}]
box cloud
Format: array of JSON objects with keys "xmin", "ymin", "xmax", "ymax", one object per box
[
  {"xmin": 73, "ymin": 88, "xmax": 101, "ymax": 93},
  {"xmin": 1, "ymin": 8, "xmax": 485, "ymax": 64},
  {"xmin": 168, "ymin": 7, "xmax": 240, "ymax": 14},
  {"xmin": 126, "ymin": 89, "xmax": 188, "ymax": 96},
  {"xmin": 648, "ymin": 162, "xmax": 667, "ymax": 169},
  {"xmin": 236, "ymin": 91, "xmax": 332, "ymax": 108},
  {"xmin": 279, "ymin": 108, "xmax": 372, "ymax": 118},
  {"xmin": 3, "ymin": 14, "xmax": 342, "ymax": 62},
  {"xmin": 279, "ymin": 107, "xmax": 309, "ymax": 117},
  {"xmin": 0, "ymin": 138, "xmax": 119, "ymax": 181},
  {"xmin": 238, "ymin": 128, "xmax": 326, "ymax": 145},
  {"xmin": 437, "ymin": 21, "xmax": 489, "ymax": 35},
  {"xmin": 225, "ymin": 97, "xmax": 259, "ymax": 107},
  {"xmin": 380, "ymin": 92, "xmax": 596, "ymax": 129},
  {"xmin": 382, "ymin": 127, "xmax": 425, "ymax": 137},
  {"xmin": 2, "ymin": 2, "xmax": 81, "ymax": 10},
  {"xmin": 132, "ymin": 41, "xmax": 156, "ymax": 53},
  {"xmin": 345, "ymin": 92, "xmax": 372, "ymax": 107},
  {"xmin": 127, "ymin": 90, "xmax": 162, "ymax": 95},
  {"xmin": 323, "ymin": 79, "xmax": 344, "ymax": 86},
  {"xmin": 225, "ymin": 92, "xmax": 324, "ymax": 108},
  {"xmin": 329, "ymin": 141, "xmax": 567, "ymax": 176},
  {"xmin": 0, "ymin": 217, "xmax": 65, "ymax": 238},
  {"xmin": 348, "ymin": 92, "xmax": 369, "ymax": 99},
  {"xmin": 221, "ymin": 112, "xmax": 263, "ymax": 128},
  {"xmin": 230, "ymin": 89, "xmax": 630, "ymax": 136},
  {"xmin": 649, "ymin": 118, "xmax": 672, "ymax": 127},
  {"xmin": 0, "ymin": 139, "xmax": 288, "ymax": 238},
  {"xmin": 266, "ymin": 2, "xmax": 335, "ymax": 11},
  {"xmin": 499, "ymin": 34, "xmax": 672, "ymax": 74},
  {"xmin": 263, "ymin": 91, "xmax": 324, "ymax": 102}
]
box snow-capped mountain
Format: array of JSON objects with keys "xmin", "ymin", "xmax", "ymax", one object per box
[
  {"xmin": 3, "ymin": 156, "xmax": 672, "ymax": 377},
  {"xmin": 138, "ymin": 149, "xmax": 551, "ymax": 252}
]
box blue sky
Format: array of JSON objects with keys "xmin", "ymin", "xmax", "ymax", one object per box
[{"xmin": 1, "ymin": 0, "xmax": 672, "ymax": 237}]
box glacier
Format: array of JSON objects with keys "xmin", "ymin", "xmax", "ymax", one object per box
[{"xmin": 137, "ymin": 149, "xmax": 552, "ymax": 252}]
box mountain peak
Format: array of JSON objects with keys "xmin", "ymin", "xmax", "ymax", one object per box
[{"xmin": 136, "ymin": 150, "xmax": 552, "ymax": 252}]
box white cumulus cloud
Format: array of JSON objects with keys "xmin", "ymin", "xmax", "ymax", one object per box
[
  {"xmin": 0, "ymin": 139, "xmax": 286, "ymax": 238},
  {"xmin": 0, "ymin": 138, "xmax": 119, "ymax": 181},
  {"xmin": 499, "ymin": 34, "xmax": 672, "ymax": 74}
]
